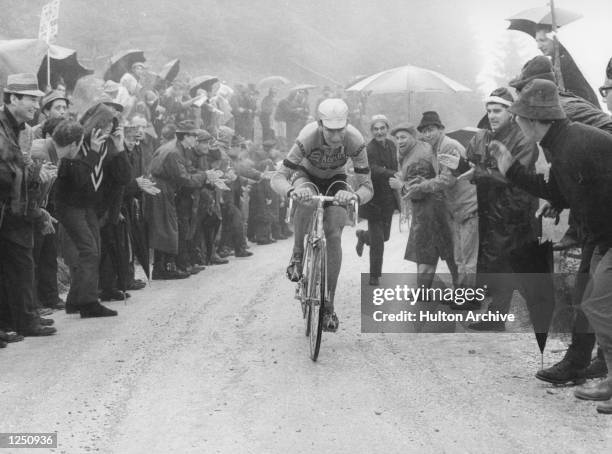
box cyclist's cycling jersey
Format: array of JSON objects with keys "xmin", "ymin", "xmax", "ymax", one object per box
[{"xmin": 271, "ymin": 122, "xmax": 373, "ymax": 204}]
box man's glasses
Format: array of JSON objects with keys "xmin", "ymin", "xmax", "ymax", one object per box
[{"xmin": 599, "ymin": 86, "xmax": 612, "ymax": 98}]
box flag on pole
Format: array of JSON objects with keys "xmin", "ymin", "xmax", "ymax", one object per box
[{"xmin": 39, "ymin": 0, "xmax": 61, "ymax": 44}]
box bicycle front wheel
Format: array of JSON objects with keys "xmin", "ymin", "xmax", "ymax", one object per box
[{"xmin": 308, "ymin": 241, "xmax": 326, "ymax": 361}]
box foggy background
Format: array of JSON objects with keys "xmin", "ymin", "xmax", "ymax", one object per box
[{"xmin": 0, "ymin": 0, "xmax": 609, "ymax": 128}]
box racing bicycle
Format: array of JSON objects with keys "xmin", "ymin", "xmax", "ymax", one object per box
[{"xmin": 288, "ymin": 183, "xmax": 358, "ymax": 361}]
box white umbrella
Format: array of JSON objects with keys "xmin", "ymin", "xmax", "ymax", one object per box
[{"xmin": 346, "ymin": 65, "xmax": 471, "ymax": 94}]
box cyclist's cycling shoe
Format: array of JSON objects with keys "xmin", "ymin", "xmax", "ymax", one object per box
[
  {"xmin": 286, "ymin": 253, "xmax": 303, "ymax": 282},
  {"xmin": 322, "ymin": 310, "xmax": 339, "ymax": 332}
]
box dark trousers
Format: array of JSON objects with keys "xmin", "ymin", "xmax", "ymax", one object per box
[
  {"xmin": 363, "ymin": 212, "xmax": 394, "ymax": 278},
  {"xmin": 0, "ymin": 238, "xmax": 38, "ymax": 332},
  {"xmin": 220, "ymin": 203, "xmax": 245, "ymax": 251},
  {"xmin": 33, "ymin": 229, "xmax": 59, "ymax": 307},
  {"xmin": 98, "ymin": 222, "xmax": 128, "ymax": 293},
  {"xmin": 566, "ymin": 242, "xmax": 598, "ymax": 366},
  {"xmin": 200, "ymin": 214, "xmax": 221, "ymax": 264},
  {"xmin": 176, "ymin": 194, "xmax": 194, "ymax": 270},
  {"xmin": 260, "ymin": 115, "xmax": 275, "ymax": 141},
  {"xmin": 60, "ymin": 206, "xmax": 100, "ymax": 306}
]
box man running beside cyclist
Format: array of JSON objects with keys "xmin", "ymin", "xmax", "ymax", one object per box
[{"xmin": 271, "ymin": 99, "xmax": 373, "ymax": 332}]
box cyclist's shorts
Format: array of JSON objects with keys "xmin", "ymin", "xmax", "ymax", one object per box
[{"xmin": 305, "ymin": 173, "xmax": 349, "ymax": 208}]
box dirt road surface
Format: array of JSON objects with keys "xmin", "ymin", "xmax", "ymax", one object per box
[{"xmin": 1, "ymin": 218, "xmax": 611, "ymax": 453}]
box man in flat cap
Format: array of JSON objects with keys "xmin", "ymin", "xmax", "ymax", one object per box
[
  {"xmin": 0, "ymin": 73, "xmax": 57, "ymax": 337},
  {"xmin": 493, "ymin": 78, "xmax": 612, "ymax": 414},
  {"xmin": 147, "ymin": 120, "xmax": 207, "ymax": 279},
  {"xmin": 32, "ymin": 90, "xmax": 70, "ymax": 140}
]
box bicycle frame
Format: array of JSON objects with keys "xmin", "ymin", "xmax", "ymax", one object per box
[{"xmin": 286, "ymin": 183, "xmax": 359, "ymax": 360}]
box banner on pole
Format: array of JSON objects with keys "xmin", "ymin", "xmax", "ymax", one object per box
[{"xmin": 39, "ymin": 0, "xmax": 61, "ymax": 44}]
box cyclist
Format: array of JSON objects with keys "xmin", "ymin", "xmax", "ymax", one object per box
[{"xmin": 271, "ymin": 98, "xmax": 373, "ymax": 332}]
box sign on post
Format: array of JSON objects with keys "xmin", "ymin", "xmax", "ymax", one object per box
[{"xmin": 39, "ymin": 0, "xmax": 61, "ymax": 44}]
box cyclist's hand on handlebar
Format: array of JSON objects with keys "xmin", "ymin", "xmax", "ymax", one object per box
[
  {"xmin": 292, "ymin": 187, "xmax": 314, "ymax": 202},
  {"xmin": 334, "ymin": 190, "xmax": 356, "ymax": 205}
]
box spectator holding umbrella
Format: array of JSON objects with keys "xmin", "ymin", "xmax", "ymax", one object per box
[{"xmin": 492, "ymin": 78, "xmax": 612, "ymax": 414}]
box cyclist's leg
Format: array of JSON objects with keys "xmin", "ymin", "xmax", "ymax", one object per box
[
  {"xmin": 292, "ymin": 202, "xmax": 316, "ymax": 256},
  {"xmin": 322, "ymin": 205, "xmax": 349, "ymax": 313}
]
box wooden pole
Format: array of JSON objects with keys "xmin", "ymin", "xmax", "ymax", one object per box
[
  {"xmin": 549, "ymin": 0, "xmax": 565, "ymax": 90},
  {"xmin": 47, "ymin": 47, "xmax": 51, "ymax": 91}
]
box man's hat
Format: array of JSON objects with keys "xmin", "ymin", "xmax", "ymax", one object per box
[
  {"xmin": 485, "ymin": 87, "xmax": 514, "ymax": 107},
  {"xmin": 606, "ymin": 57, "xmax": 612, "ymax": 79},
  {"xmin": 318, "ymin": 98, "xmax": 348, "ymax": 129},
  {"xmin": 41, "ymin": 90, "xmax": 69, "ymax": 111},
  {"xmin": 216, "ymin": 125, "xmax": 234, "ymax": 146},
  {"xmin": 417, "ymin": 111, "xmax": 444, "ymax": 132},
  {"xmin": 391, "ymin": 122, "xmax": 417, "ymax": 137},
  {"xmin": 231, "ymin": 135, "xmax": 245, "ymax": 147},
  {"xmin": 509, "ymin": 56, "xmax": 556, "ymax": 91},
  {"xmin": 262, "ymin": 139, "xmax": 277, "ymax": 149},
  {"xmin": 508, "ymin": 79, "xmax": 566, "ymax": 121},
  {"xmin": 103, "ymin": 80, "xmax": 121, "ymax": 94},
  {"xmin": 95, "ymin": 94, "xmax": 124, "ymax": 113},
  {"xmin": 4, "ymin": 73, "xmax": 45, "ymax": 97},
  {"xmin": 370, "ymin": 114, "xmax": 390, "ymax": 130},
  {"xmin": 196, "ymin": 129, "xmax": 213, "ymax": 142},
  {"xmin": 175, "ymin": 120, "xmax": 198, "ymax": 133},
  {"xmin": 131, "ymin": 62, "xmax": 146, "ymax": 71}
]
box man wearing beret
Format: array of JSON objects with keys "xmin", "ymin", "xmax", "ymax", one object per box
[
  {"xmin": 0, "ymin": 73, "xmax": 57, "ymax": 336},
  {"xmin": 493, "ymin": 78, "xmax": 612, "ymax": 414}
]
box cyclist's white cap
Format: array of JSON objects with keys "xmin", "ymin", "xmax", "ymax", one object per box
[{"xmin": 318, "ymin": 98, "xmax": 349, "ymax": 129}]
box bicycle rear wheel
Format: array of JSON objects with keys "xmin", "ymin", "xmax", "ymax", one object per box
[{"xmin": 308, "ymin": 242, "xmax": 325, "ymax": 361}]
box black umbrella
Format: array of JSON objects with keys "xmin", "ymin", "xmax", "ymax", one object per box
[
  {"xmin": 189, "ymin": 75, "xmax": 219, "ymax": 97},
  {"xmin": 38, "ymin": 46, "xmax": 93, "ymax": 92},
  {"xmin": 159, "ymin": 58, "xmax": 180, "ymax": 83},
  {"xmin": 0, "ymin": 39, "xmax": 92, "ymax": 93},
  {"xmin": 447, "ymin": 127, "xmax": 480, "ymax": 149},
  {"xmin": 103, "ymin": 49, "xmax": 146, "ymax": 82},
  {"xmin": 128, "ymin": 198, "xmax": 150, "ymax": 281}
]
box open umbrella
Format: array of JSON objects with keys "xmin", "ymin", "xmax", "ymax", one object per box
[
  {"xmin": 506, "ymin": 6, "xmax": 582, "ymax": 37},
  {"xmin": 258, "ymin": 75, "xmax": 290, "ymax": 89},
  {"xmin": 346, "ymin": 65, "xmax": 471, "ymax": 94},
  {"xmin": 189, "ymin": 75, "xmax": 219, "ymax": 97},
  {"xmin": 103, "ymin": 49, "xmax": 146, "ymax": 82},
  {"xmin": 447, "ymin": 127, "xmax": 480, "ymax": 148},
  {"xmin": 0, "ymin": 38, "xmax": 92, "ymax": 92},
  {"xmin": 506, "ymin": 4, "xmax": 598, "ymax": 106},
  {"xmin": 291, "ymin": 83, "xmax": 317, "ymax": 91},
  {"xmin": 159, "ymin": 58, "xmax": 180, "ymax": 83}
]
